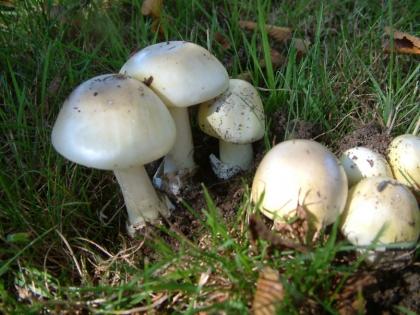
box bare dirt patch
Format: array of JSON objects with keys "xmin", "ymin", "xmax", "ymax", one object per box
[{"xmin": 337, "ymin": 122, "xmax": 392, "ymax": 156}]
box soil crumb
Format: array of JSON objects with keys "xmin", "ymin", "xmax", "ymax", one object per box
[
  {"xmin": 270, "ymin": 111, "xmax": 323, "ymax": 144},
  {"xmin": 365, "ymin": 264, "xmax": 420, "ymax": 313},
  {"xmin": 338, "ymin": 122, "xmax": 391, "ymax": 156}
]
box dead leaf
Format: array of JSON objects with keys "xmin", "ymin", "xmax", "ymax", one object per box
[
  {"xmin": 239, "ymin": 20, "xmax": 292, "ymax": 43},
  {"xmin": 47, "ymin": 75, "xmax": 62, "ymax": 96},
  {"xmin": 336, "ymin": 273, "xmax": 376, "ymax": 315},
  {"xmin": 249, "ymin": 215, "xmax": 308, "ymax": 253},
  {"xmin": 141, "ymin": 0, "xmax": 165, "ymax": 38},
  {"xmin": 272, "ymin": 199, "xmax": 319, "ymax": 245},
  {"xmin": 141, "ymin": 0, "xmax": 163, "ymax": 18},
  {"xmin": 252, "ymin": 267, "xmax": 285, "ymax": 315},
  {"xmin": 291, "ymin": 38, "xmax": 311, "ymax": 56},
  {"xmin": 0, "ymin": 0, "xmax": 15, "ymax": 8},
  {"xmin": 383, "ymin": 27, "xmax": 420, "ymax": 55},
  {"xmin": 259, "ymin": 48, "xmax": 286, "ymax": 69},
  {"xmin": 215, "ymin": 32, "xmax": 231, "ymax": 50},
  {"xmin": 235, "ymin": 71, "xmax": 252, "ymax": 82}
]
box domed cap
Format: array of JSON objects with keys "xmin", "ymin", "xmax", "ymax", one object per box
[
  {"xmin": 251, "ymin": 139, "xmax": 348, "ymax": 228},
  {"xmin": 387, "ymin": 134, "xmax": 420, "ymax": 196},
  {"xmin": 120, "ymin": 41, "xmax": 229, "ymax": 107},
  {"xmin": 341, "ymin": 177, "xmax": 420, "ymax": 248},
  {"xmin": 51, "ymin": 74, "xmax": 176, "ymax": 170},
  {"xmin": 198, "ymin": 79, "xmax": 265, "ymax": 144},
  {"xmin": 340, "ymin": 147, "xmax": 393, "ymax": 186}
]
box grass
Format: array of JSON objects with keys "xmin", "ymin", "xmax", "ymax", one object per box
[{"xmin": 0, "ymin": 0, "xmax": 419, "ymax": 313}]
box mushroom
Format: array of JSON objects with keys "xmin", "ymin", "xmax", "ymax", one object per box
[
  {"xmin": 251, "ymin": 139, "xmax": 348, "ymax": 231},
  {"xmin": 387, "ymin": 134, "xmax": 420, "ymax": 198},
  {"xmin": 198, "ymin": 79, "xmax": 265, "ymax": 179},
  {"xmin": 120, "ymin": 41, "xmax": 229, "ymax": 193},
  {"xmin": 340, "ymin": 147, "xmax": 393, "ymax": 187},
  {"xmin": 51, "ymin": 74, "xmax": 176, "ymax": 235},
  {"xmin": 340, "ymin": 177, "xmax": 420, "ymax": 262}
]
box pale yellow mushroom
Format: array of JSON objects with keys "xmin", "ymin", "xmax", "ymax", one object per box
[
  {"xmin": 52, "ymin": 74, "xmax": 176, "ymax": 235},
  {"xmin": 251, "ymin": 139, "xmax": 348, "ymax": 230},
  {"xmin": 340, "ymin": 176, "xmax": 420, "ymax": 262}
]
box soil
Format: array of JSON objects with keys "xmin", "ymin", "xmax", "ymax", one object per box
[
  {"xmin": 364, "ymin": 264, "xmax": 420, "ymax": 313},
  {"xmin": 337, "ymin": 122, "xmax": 392, "ymax": 156}
]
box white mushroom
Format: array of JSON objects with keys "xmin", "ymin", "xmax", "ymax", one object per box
[
  {"xmin": 340, "ymin": 147, "xmax": 393, "ymax": 187},
  {"xmin": 51, "ymin": 74, "xmax": 176, "ymax": 235},
  {"xmin": 198, "ymin": 79, "xmax": 265, "ymax": 179},
  {"xmin": 340, "ymin": 177, "xmax": 420, "ymax": 262},
  {"xmin": 387, "ymin": 134, "xmax": 420, "ymax": 198},
  {"xmin": 251, "ymin": 139, "xmax": 348, "ymax": 230},
  {"xmin": 120, "ymin": 41, "xmax": 229, "ymax": 192}
]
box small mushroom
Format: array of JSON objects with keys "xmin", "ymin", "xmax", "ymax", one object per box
[
  {"xmin": 387, "ymin": 134, "xmax": 420, "ymax": 198},
  {"xmin": 120, "ymin": 41, "xmax": 229, "ymax": 193},
  {"xmin": 251, "ymin": 139, "xmax": 348, "ymax": 231},
  {"xmin": 198, "ymin": 79, "xmax": 265, "ymax": 179},
  {"xmin": 51, "ymin": 74, "xmax": 176, "ymax": 235},
  {"xmin": 340, "ymin": 147, "xmax": 393, "ymax": 187},
  {"xmin": 340, "ymin": 177, "xmax": 420, "ymax": 262}
]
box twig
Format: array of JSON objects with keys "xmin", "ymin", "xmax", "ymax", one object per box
[
  {"xmin": 110, "ymin": 294, "xmax": 168, "ymax": 314},
  {"xmin": 55, "ymin": 229, "xmax": 83, "ymax": 278}
]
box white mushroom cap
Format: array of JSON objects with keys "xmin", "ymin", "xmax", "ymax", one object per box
[
  {"xmin": 51, "ymin": 74, "xmax": 176, "ymax": 170},
  {"xmin": 120, "ymin": 41, "xmax": 229, "ymax": 107},
  {"xmin": 198, "ymin": 79, "xmax": 265, "ymax": 144},
  {"xmin": 251, "ymin": 139, "xmax": 348, "ymax": 229},
  {"xmin": 387, "ymin": 134, "xmax": 420, "ymax": 196},
  {"xmin": 340, "ymin": 147, "xmax": 393, "ymax": 187},
  {"xmin": 340, "ymin": 177, "xmax": 420, "ymax": 256}
]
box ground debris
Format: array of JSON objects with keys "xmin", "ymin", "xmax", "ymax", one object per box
[
  {"xmin": 249, "ymin": 215, "xmax": 308, "ymax": 253},
  {"xmin": 239, "ymin": 20, "xmax": 292, "ymax": 43},
  {"xmin": 383, "ymin": 27, "xmax": 420, "ymax": 55},
  {"xmin": 335, "ymin": 272, "xmax": 377, "ymax": 315},
  {"xmin": 252, "ymin": 267, "xmax": 285, "ymax": 315},
  {"xmin": 337, "ymin": 122, "xmax": 391, "ymax": 156}
]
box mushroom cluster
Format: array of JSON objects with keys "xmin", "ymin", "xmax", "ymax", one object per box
[
  {"xmin": 52, "ymin": 41, "xmax": 265, "ymax": 235},
  {"xmin": 251, "ymin": 134, "xmax": 420, "ymax": 262},
  {"xmin": 50, "ymin": 38, "xmax": 418, "ymax": 257}
]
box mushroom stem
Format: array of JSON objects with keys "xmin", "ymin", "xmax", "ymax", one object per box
[
  {"xmin": 164, "ymin": 107, "xmax": 196, "ymax": 173},
  {"xmin": 219, "ymin": 140, "xmax": 253, "ymax": 171},
  {"xmin": 113, "ymin": 166, "xmax": 168, "ymax": 231}
]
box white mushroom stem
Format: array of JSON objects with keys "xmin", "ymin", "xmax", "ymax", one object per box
[
  {"xmin": 219, "ymin": 140, "xmax": 253, "ymax": 171},
  {"xmin": 113, "ymin": 166, "xmax": 168, "ymax": 229},
  {"xmin": 164, "ymin": 107, "xmax": 196, "ymax": 173}
]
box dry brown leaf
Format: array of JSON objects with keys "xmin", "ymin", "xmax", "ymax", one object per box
[
  {"xmin": 383, "ymin": 27, "xmax": 420, "ymax": 55},
  {"xmin": 141, "ymin": 0, "xmax": 163, "ymax": 18},
  {"xmin": 259, "ymin": 48, "xmax": 286, "ymax": 69},
  {"xmin": 336, "ymin": 273, "xmax": 376, "ymax": 315},
  {"xmin": 239, "ymin": 20, "xmax": 292, "ymax": 43},
  {"xmin": 249, "ymin": 215, "xmax": 308, "ymax": 253},
  {"xmin": 0, "ymin": 0, "xmax": 15, "ymax": 7},
  {"xmin": 252, "ymin": 267, "xmax": 285, "ymax": 315},
  {"xmin": 235, "ymin": 71, "xmax": 252, "ymax": 82},
  {"xmin": 291, "ymin": 38, "xmax": 311, "ymax": 56},
  {"xmin": 215, "ymin": 32, "xmax": 231, "ymax": 50}
]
